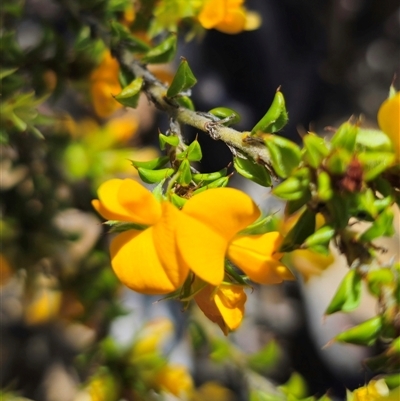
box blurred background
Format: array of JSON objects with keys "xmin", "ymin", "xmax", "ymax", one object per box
[{"xmin": 1, "ymin": 0, "xmax": 399, "ymax": 400}]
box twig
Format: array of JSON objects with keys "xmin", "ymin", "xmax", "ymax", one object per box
[{"xmin": 118, "ymin": 50, "xmax": 273, "ymax": 167}]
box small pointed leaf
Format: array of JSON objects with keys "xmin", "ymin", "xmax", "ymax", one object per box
[{"xmin": 166, "ymin": 58, "xmax": 197, "ymax": 98}]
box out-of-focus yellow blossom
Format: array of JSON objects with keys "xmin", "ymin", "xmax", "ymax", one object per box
[
  {"xmin": 198, "ymin": 0, "xmax": 261, "ymax": 34},
  {"xmin": 62, "ymin": 115, "xmax": 158, "ymax": 187},
  {"xmin": 154, "ymin": 364, "xmax": 194, "ymax": 397},
  {"xmin": 190, "ymin": 382, "xmax": 235, "ymax": 401},
  {"xmin": 121, "ymin": 2, "xmax": 136, "ymax": 27},
  {"xmin": 281, "ymin": 211, "xmax": 334, "ymax": 281},
  {"xmin": 130, "ymin": 318, "xmax": 174, "ymax": 358},
  {"xmin": 24, "ymin": 274, "xmax": 62, "ymax": 325},
  {"xmin": 194, "ymin": 281, "xmax": 247, "ymax": 335},
  {"xmin": 352, "ymin": 379, "xmax": 390, "ymax": 401},
  {"xmin": 92, "ymin": 179, "xmax": 289, "ymax": 295},
  {"xmin": 77, "ymin": 371, "xmax": 118, "ymax": 401},
  {"xmin": 378, "ymin": 92, "xmax": 400, "ymax": 161},
  {"xmin": 90, "ymin": 51, "xmax": 122, "ymax": 118},
  {"xmin": 0, "ymin": 254, "xmax": 13, "ymax": 286}
]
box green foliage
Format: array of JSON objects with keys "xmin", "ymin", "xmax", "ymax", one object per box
[
  {"xmin": 142, "ymin": 35, "xmax": 177, "ymax": 64},
  {"xmin": 251, "ymin": 90, "xmax": 288, "ymax": 135},
  {"xmin": 115, "ymin": 77, "xmax": 143, "ymax": 107},
  {"xmin": 209, "ymin": 107, "xmax": 241, "ymax": 126},
  {"xmin": 234, "ymin": 156, "xmax": 272, "ymax": 187},
  {"xmin": 325, "ymin": 269, "xmax": 362, "ymax": 314},
  {"xmin": 166, "ymin": 57, "xmax": 197, "ymax": 98}
]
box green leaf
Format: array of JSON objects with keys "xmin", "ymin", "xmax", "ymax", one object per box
[
  {"xmin": 356, "ymin": 128, "xmax": 394, "ymax": 152},
  {"xmin": 279, "ymin": 208, "xmax": 316, "ymax": 252},
  {"xmin": 317, "ymin": 171, "xmax": 333, "ymax": 202},
  {"xmin": 248, "ymin": 340, "xmax": 281, "ymax": 373},
  {"xmin": 240, "ymin": 214, "xmax": 276, "ymax": 235},
  {"xmin": 358, "ymin": 151, "xmax": 395, "ymax": 181},
  {"xmin": 142, "ymin": 35, "xmax": 177, "ymax": 64},
  {"xmin": 0, "ymin": 68, "xmax": 18, "ymax": 80},
  {"xmin": 304, "ymin": 225, "xmax": 335, "ymax": 249},
  {"xmin": 159, "ymin": 133, "xmax": 179, "ymax": 150},
  {"xmin": 273, "ymin": 168, "xmax": 310, "ymax": 201},
  {"xmin": 170, "ymin": 193, "xmax": 187, "ymax": 208},
  {"xmin": 110, "ymin": 21, "xmax": 150, "ymax": 53},
  {"xmin": 273, "ymin": 177, "xmax": 304, "ymax": 200},
  {"xmin": 233, "ymin": 157, "xmax": 272, "ymax": 187},
  {"xmin": 335, "ymin": 316, "xmax": 382, "ymax": 346},
  {"xmin": 331, "ymin": 121, "xmax": 359, "ymax": 152},
  {"xmin": 264, "ymin": 135, "xmax": 302, "ymax": 178},
  {"xmin": 326, "ymin": 194, "xmax": 350, "ymax": 229},
  {"xmin": 251, "ymin": 90, "xmax": 288, "ymax": 134},
  {"xmin": 303, "ymin": 133, "xmax": 330, "ymax": 168},
  {"xmin": 130, "ymin": 155, "xmax": 170, "ymax": 170},
  {"xmin": 359, "ymin": 207, "xmax": 395, "ymax": 242},
  {"xmin": 279, "ymin": 372, "xmax": 308, "ymax": 400},
  {"xmin": 349, "ymin": 188, "xmax": 377, "ymax": 219},
  {"xmin": 176, "ymin": 96, "xmax": 195, "ymax": 110},
  {"xmin": 192, "ymin": 168, "xmax": 227, "ymax": 184},
  {"xmin": 166, "ymin": 57, "xmax": 197, "ymax": 98},
  {"xmin": 152, "ymin": 180, "xmax": 165, "ymax": 201},
  {"xmin": 208, "ymin": 107, "xmax": 241, "ymax": 126},
  {"xmin": 9, "ymin": 112, "xmax": 27, "ymax": 131},
  {"xmin": 367, "ymin": 268, "xmax": 394, "ymax": 297},
  {"xmin": 186, "ymin": 139, "xmax": 202, "ymax": 162},
  {"xmin": 325, "ymin": 149, "xmax": 352, "ymax": 175},
  {"xmin": 138, "ymin": 167, "xmax": 174, "ymax": 184},
  {"xmin": 177, "ymin": 159, "xmax": 192, "ymax": 186},
  {"xmin": 192, "ymin": 176, "xmax": 230, "ymax": 195},
  {"xmin": 325, "ymin": 269, "xmax": 362, "ymax": 315},
  {"xmin": 114, "ymin": 77, "xmax": 143, "ymax": 108},
  {"xmin": 285, "ymin": 190, "xmax": 312, "ymax": 215}
]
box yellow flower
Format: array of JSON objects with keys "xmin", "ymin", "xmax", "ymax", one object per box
[
  {"xmin": 90, "ymin": 51, "xmax": 122, "ymax": 118},
  {"xmin": 194, "ymin": 281, "xmax": 247, "ymax": 335},
  {"xmin": 154, "ymin": 364, "xmax": 194, "ymax": 397},
  {"xmin": 281, "ymin": 211, "xmax": 334, "ymax": 281},
  {"xmin": 198, "ymin": 0, "xmax": 261, "ymax": 34},
  {"xmin": 130, "ymin": 318, "xmax": 174, "ymax": 358},
  {"xmin": 378, "ymin": 92, "xmax": 400, "ymax": 161},
  {"xmin": 352, "ymin": 379, "xmax": 390, "ymax": 401},
  {"xmin": 92, "ymin": 179, "xmax": 288, "ymax": 294}
]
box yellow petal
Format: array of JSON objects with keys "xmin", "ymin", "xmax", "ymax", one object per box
[
  {"xmin": 378, "ymin": 92, "xmax": 400, "ymax": 160},
  {"xmin": 183, "ymin": 188, "xmax": 260, "ymax": 241},
  {"xmin": 198, "ymin": 0, "xmax": 225, "ymax": 28},
  {"xmin": 155, "ymin": 364, "xmax": 194, "ymax": 396},
  {"xmin": 214, "ymin": 284, "xmax": 246, "ymax": 331},
  {"xmin": 117, "ymin": 179, "xmax": 162, "ymax": 224},
  {"xmin": 244, "ymin": 11, "xmax": 262, "ymax": 31},
  {"xmin": 110, "ymin": 229, "xmax": 181, "ymax": 294},
  {"xmin": 177, "ymin": 212, "xmax": 227, "ymax": 286},
  {"xmin": 194, "ymin": 284, "xmax": 228, "ymax": 334},
  {"xmin": 90, "ymin": 80, "xmax": 122, "ymax": 118},
  {"xmin": 152, "ymin": 202, "xmax": 190, "ymax": 288},
  {"xmin": 228, "ymin": 232, "xmax": 294, "ymax": 284},
  {"xmin": 289, "ymin": 249, "xmax": 334, "ymax": 282},
  {"xmin": 214, "ymin": 8, "xmax": 246, "ymax": 34},
  {"xmin": 94, "ymin": 179, "xmax": 161, "ymax": 224}
]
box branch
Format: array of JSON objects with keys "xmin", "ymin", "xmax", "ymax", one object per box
[{"xmin": 119, "ymin": 50, "xmax": 273, "ymax": 168}]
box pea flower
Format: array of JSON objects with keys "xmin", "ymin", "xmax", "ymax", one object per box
[
  {"xmin": 351, "ymin": 379, "xmax": 390, "ymax": 401},
  {"xmin": 378, "ymin": 91, "xmax": 400, "ymax": 161},
  {"xmin": 90, "ymin": 51, "xmax": 122, "ymax": 118},
  {"xmin": 92, "ymin": 179, "xmax": 290, "ymax": 295},
  {"xmin": 194, "ymin": 281, "xmax": 247, "ymax": 335},
  {"xmin": 154, "ymin": 364, "xmax": 194, "ymax": 397},
  {"xmin": 198, "ymin": 0, "xmax": 261, "ymax": 34}
]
